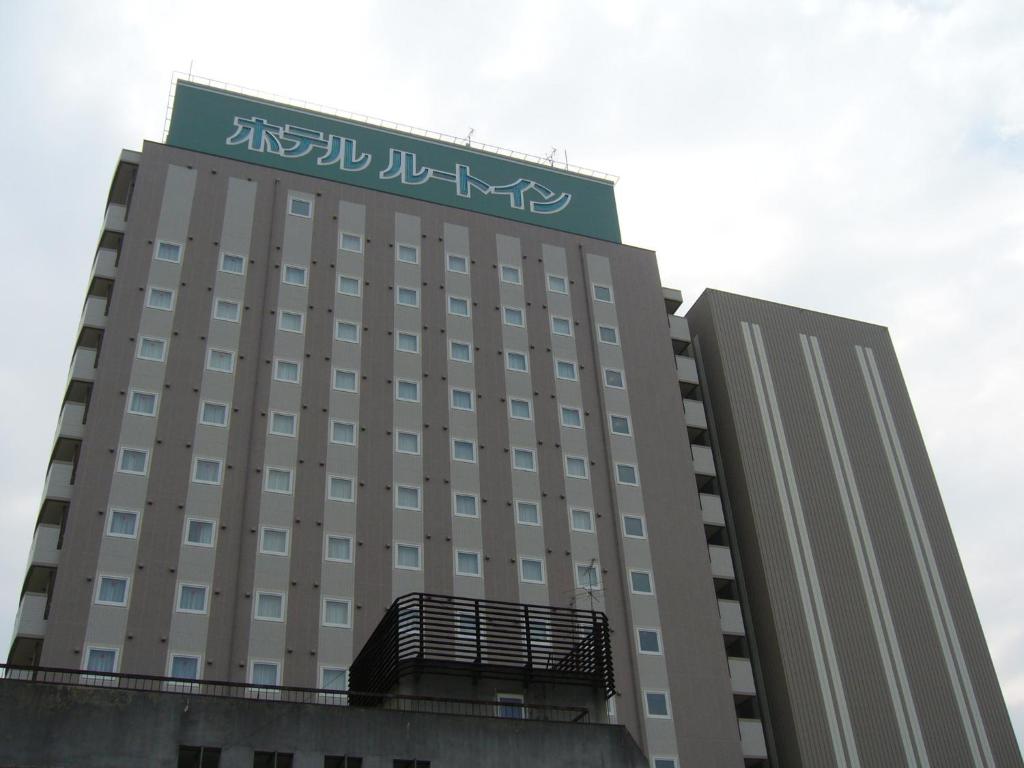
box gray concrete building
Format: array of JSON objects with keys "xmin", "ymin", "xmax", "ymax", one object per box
[{"xmin": 4, "ymin": 79, "xmax": 1019, "ymax": 767}]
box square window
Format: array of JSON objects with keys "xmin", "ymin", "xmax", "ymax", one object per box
[
  {"xmin": 630, "ymin": 570, "xmax": 654, "ymax": 594},
  {"xmin": 261, "ymin": 527, "xmax": 289, "ymax": 555},
  {"xmin": 617, "ymin": 464, "xmax": 639, "ymax": 485},
  {"xmin": 331, "ymin": 420, "xmax": 356, "ymax": 445},
  {"xmin": 576, "ymin": 563, "xmax": 600, "ymax": 589},
  {"xmin": 506, "ymin": 351, "xmax": 528, "ymax": 372},
  {"xmin": 547, "ymin": 274, "xmax": 568, "ymax": 294},
  {"xmin": 396, "ymin": 379, "xmax": 419, "ymax": 402},
  {"xmin": 451, "ymin": 388, "xmax": 474, "ymax": 411},
  {"xmin": 551, "ymin": 317, "xmax": 572, "ymax": 336},
  {"xmin": 118, "ymin": 448, "xmax": 148, "ymax": 475},
  {"xmin": 623, "ymin": 515, "xmax": 647, "ymax": 538},
  {"xmin": 396, "ymin": 431, "xmax": 420, "ymax": 454},
  {"xmin": 497, "ymin": 694, "xmax": 526, "ymax": 719},
  {"xmin": 340, "ymin": 232, "xmax": 362, "ymax": 252},
  {"xmin": 610, "ymin": 415, "xmax": 631, "ymax": 435},
  {"xmin": 454, "ymin": 493, "xmax": 478, "ymax": 518},
  {"xmin": 338, "ymin": 275, "xmax": 361, "ymax": 296},
  {"xmin": 328, "ymin": 476, "xmax": 354, "ymax": 502},
  {"xmin": 269, "ymin": 412, "xmax": 296, "ymax": 436},
  {"xmin": 96, "ymin": 576, "xmax": 128, "ymax": 605},
  {"xmin": 107, "ymin": 509, "xmax": 139, "ymax": 538},
  {"xmin": 289, "ymin": 196, "xmax": 312, "ymax": 217},
  {"xmin": 336, "ymin": 321, "xmax": 359, "ymax": 343},
  {"xmin": 450, "ymin": 341, "xmax": 472, "ymax": 362},
  {"xmin": 265, "ymin": 467, "xmax": 293, "ymax": 494},
  {"xmin": 155, "ymin": 241, "xmax": 182, "ymax": 263},
  {"xmin": 177, "ymin": 584, "xmax": 208, "ymax": 613},
  {"xmin": 456, "ymin": 551, "xmax": 481, "ymax": 577},
  {"xmin": 605, "ymin": 368, "xmax": 625, "ymax": 388},
  {"xmin": 565, "ymin": 456, "xmax": 588, "ymax": 479},
  {"xmin": 251, "ymin": 661, "xmax": 279, "ymax": 686},
  {"xmin": 560, "ymin": 406, "xmax": 583, "ymax": 428},
  {"xmin": 279, "ymin": 311, "xmax": 304, "ymax": 333},
  {"xmin": 448, "ymin": 296, "xmax": 470, "ymax": 317},
  {"xmin": 86, "ymin": 648, "xmax": 117, "ymax": 674},
  {"xmin": 447, "ymin": 253, "xmax": 468, "ymax": 273},
  {"xmin": 644, "ymin": 691, "xmax": 671, "ymax": 718},
  {"xmin": 214, "ymin": 299, "xmax": 240, "ymax": 322},
  {"xmin": 334, "ymin": 369, "xmax": 358, "ymax": 392},
  {"xmin": 275, "ymin": 360, "xmax": 301, "ymax": 383},
  {"xmin": 397, "ymin": 243, "xmax": 419, "ymax": 264},
  {"xmin": 395, "ymin": 543, "xmax": 421, "ymax": 570},
  {"xmin": 397, "ymin": 332, "xmax": 419, "ymax": 353},
  {"xmin": 128, "ymin": 391, "xmax": 157, "ymax": 416},
  {"xmin": 570, "ymin": 508, "xmax": 594, "ymax": 532},
  {"xmin": 516, "ymin": 501, "xmax": 540, "ymax": 526},
  {"xmin": 186, "ymin": 519, "xmax": 215, "ymax": 546},
  {"xmin": 638, "ymin": 628, "xmax": 662, "ymax": 654},
  {"xmin": 598, "ymin": 325, "xmax": 619, "ymax": 344},
  {"xmin": 207, "ymin": 348, "xmax": 235, "ymax": 373},
  {"xmin": 170, "ymin": 655, "xmax": 200, "ymax": 680},
  {"xmin": 194, "ymin": 458, "xmax": 222, "ymax": 485},
  {"xmin": 452, "ymin": 439, "xmax": 476, "ymax": 463},
  {"xmin": 509, "ymin": 398, "xmax": 532, "ymax": 420},
  {"xmin": 200, "ymin": 402, "xmax": 229, "ymax": 426},
  {"xmin": 503, "ymin": 307, "xmax": 524, "ymax": 327},
  {"xmin": 220, "ymin": 252, "xmax": 245, "ymax": 274},
  {"xmin": 555, "ymin": 360, "xmax": 577, "ymax": 380},
  {"xmin": 321, "ymin": 667, "xmax": 348, "ymax": 692},
  {"xmin": 520, "ymin": 558, "xmax": 544, "ymax": 583},
  {"xmin": 397, "ymin": 287, "xmax": 419, "ymax": 307},
  {"xmin": 146, "ymin": 287, "xmax": 174, "ymax": 310},
  {"xmin": 323, "ymin": 598, "xmax": 352, "ymax": 627},
  {"xmin": 138, "ymin": 337, "xmax": 167, "ymax": 362},
  {"xmin": 500, "ymin": 265, "xmax": 521, "ymax": 284},
  {"xmin": 396, "ymin": 485, "xmax": 421, "ymax": 510},
  {"xmin": 326, "ymin": 535, "xmax": 353, "ymax": 562},
  {"xmin": 255, "ymin": 592, "xmax": 284, "ymax": 620},
  {"xmin": 593, "ymin": 284, "xmax": 613, "ymax": 303},
  {"xmin": 283, "ymin": 265, "xmax": 307, "ymax": 286},
  {"xmin": 512, "ymin": 448, "xmax": 536, "ymax": 472}
]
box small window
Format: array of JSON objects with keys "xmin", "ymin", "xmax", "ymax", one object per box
[
  {"xmin": 107, "ymin": 509, "xmax": 139, "ymax": 538},
  {"xmin": 638, "ymin": 628, "xmax": 662, "ymax": 654},
  {"xmin": 330, "ymin": 420, "xmax": 356, "ymax": 445},
  {"xmin": 85, "ymin": 647, "xmax": 117, "ymax": 674},
  {"xmin": 396, "ymin": 379, "xmax": 419, "ymax": 402},
  {"xmin": 397, "ymin": 287, "xmax": 419, "ymax": 307},
  {"xmin": 396, "ymin": 243, "xmax": 419, "ymax": 264},
  {"xmin": 283, "ymin": 265, "xmax": 307, "ymax": 286},
  {"xmin": 326, "ymin": 535, "xmax": 353, "ymax": 562},
  {"xmin": 255, "ymin": 592, "xmax": 284, "ymax": 620},
  {"xmin": 623, "ymin": 515, "xmax": 647, "ymax": 538},
  {"xmin": 630, "ymin": 570, "xmax": 654, "ymax": 594},
  {"xmin": 169, "ymin": 655, "xmax": 201, "ymax": 680},
  {"xmin": 127, "ymin": 390, "xmax": 158, "ymax": 416},
  {"xmin": 269, "ymin": 412, "xmax": 297, "ymax": 436},
  {"xmin": 340, "ymin": 232, "xmax": 362, "ymax": 252},
  {"xmin": 396, "ymin": 485, "xmax": 421, "ymax": 511},
  {"xmin": 512, "ymin": 448, "xmax": 536, "ymax": 472},
  {"xmin": 653, "ymin": 760, "xmax": 679, "ymax": 768},
  {"xmin": 220, "ymin": 252, "xmax": 245, "ymax": 274},
  {"xmin": 260, "ymin": 527, "xmax": 289, "ymax": 555},
  {"xmin": 509, "ymin": 398, "xmax": 532, "ymax": 420},
  {"xmin": 604, "ymin": 368, "xmax": 625, "ymax": 389},
  {"xmin": 555, "ymin": 360, "xmax": 577, "ymax": 380},
  {"xmin": 644, "ymin": 691, "xmax": 671, "ymax": 718},
  {"xmin": 560, "ymin": 406, "xmax": 583, "ymax": 429},
  {"xmin": 193, "ymin": 458, "xmax": 223, "ymax": 485},
  {"xmin": 617, "ymin": 463, "xmax": 639, "ymax": 486},
  {"xmin": 320, "ymin": 666, "xmax": 349, "ymax": 694},
  {"xmin": 250, "ymin": 661, "xmax": 280, "ymax": 686},
  {"xmin": 576, "ymin": 563, "xmax": 600, "ymax": 589},
  {"xmin": 447, "ymin": 253, "xmax": 468, "ymax": 273},
  {"xmin": 506, "ymin": 351, "xmax": 528, "ymax": 372},
  {"xmin": 496, "ymin": 694, "xmax": 525, "ymax": 719},
  {"xmin": 570, "ymin": 508, "xmax": 594, "ymax": 532},
  {"xmin": 516, "ymin": 501, "xmax": 540, "ymax": 526},
  {"xmin": 452, "ymin": 439, "xmax": 476, "ymax": 463},
  {"xmin": 338, "ymin": 275, "xmax": 361, "ymax": 296},
  {"xmin": 177, "ymin": 745, "xmax": 222, "ymax": 768},
  {"xmin": 279, "ymin": 311, "xmax": 304, "ymax": 333},
  {"xmin": 396, "ymin": 332, "xmax": 419, "ymax": 353},
  {"xmin": 453, "ymin": 493, "xmax": 478, "ymax": 518},
  {"xmin": 547, "ymin": 274, "xmax": 568, "ymax": 294},
  {"xmin": 451, "ymin": 388, "xmax": 474, "ymax": 411},
  {"xmin": 214, "ymin": 299, "xmax": 240, "ymax": 322},
  {"xmin": 118, "ymin": 447, "xmax": 148, "ymax": 475},
  {"xmin": 610, "ymin": 415, "xmax": 631, "ymax": 435},
  {"xmin": 138, "ymin": 337, "xmax": 167, "ymax": 362},
  {"xmin": 395, "ymin": 543, "xmax": 422, "ymax": 570},
  {"xmin": 335, "ymin": 321, "xmax": 359, "ymax": 343},
  {"xmin": 146, "ymin": 287, "xmax": 174, "ymax": 311},
  {"xmin": 503, "ymin": 307, "xmax": 524, "ymax": 327},
  {"xmin": 334, "ymin": 369, "xmax": 358, "ymax": 392},
  {"xmin": 448, "ymin": 296, "xmax": 470, "ymax": 317},
  {"xmin": 177, "ymin": 584, "xmax": 208, "ymax": 614},
  {"xmin": 289, "ymin": 195, "xmax": 313, "ymax": 217},
  {"xmin": 185, "ymin": 519, "xmax": 215, "ymax": 547},
  {"xmin": 207, "ymin": 348, "xmax": 235, "ymax": 373},
  {"xmin": 155, "ymin": 241, "xmax": 182, "ymax": 263},
  {"xmin": 328, "ymin": 476, "xmax": 354, "ymax": 502},
  {"xmin": 500, "ymin": 265, "xmax": 521, "ymax": 284},
  {"xmin": 519, "ymin": 558, "xmax": 545, "ymax": 584},
  {"xmin": 200, "ymin": 402, "xmax": 229, "ymax": 427},
  {"xmin": 396, "ymin": 431, "xmax": 420, "ymax": 454},
  {"xmin": 96, "ymin": 576, "xmax": 129, "ymax": 605},
  {"xmin": 274, "ymin": 359, "xmax": 300, "ymax": 383},
  {"xmin": 565, "ymin": 455, "xmax": 588, "ymax": 479},
  {"xmin": 455, "ymin": 550, "xmax": 481, "ymax": 577},
  {"xmin": 598, "ymin": 325, "xmax": 619, "ymax": 344},
  {"xmin": 593, "ymin": 284, "xmax": 613, "ymax": 302},
  {"xmin": 265, "ymin": 467, "xmax": 293, "ymax": 494},
  {"xmin": 551, "ymin": 316, "xmax": 572, "ymax": 336},
  {"xmin": 393, "ymin": 761, "xmax": 430, "ymax": 768},
  {"xmin": 323, "ymin": 598, "xmax": 352, "ymax": 628},
  {"xmin": 450, "ymin": 341, "xmax": 472, "ymax": 362}
]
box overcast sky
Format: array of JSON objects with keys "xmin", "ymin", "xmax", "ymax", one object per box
[{"xmin": 0, "ymin": 0, "xmax": 1020, "ymax": 747}]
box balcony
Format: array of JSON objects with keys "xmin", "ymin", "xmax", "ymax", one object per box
[
  {"xmin": 691, "ymin": 445, "xmax": 717, "ymax": 476},
  {"xmin": 69, "ymin": 347, "xmax": 97, "ymax": 384},
  {"xmin": 662, "ymin": 286, "xmax": 683, "ymax": 314},
  {"xmin": 739, "ymin": 718, "xmax": 768, "ymax": 761},
  {"xmin": 55, "ymin": 402, "xmax": 86, "ymax": 441},
  {"xmin": 80, "ymin": 295, "xmax": 108, "ymax": 331},
  {"xmin": 14, "ymin": 593, "xmax": 48, "ymax": 638},
  {"xmin": 683, "ymin": 398, "xmax": 707, "ymax": 430},
  {"xmin": 709, "ymin": 545, "xmax": 735, "ymax": 581},
  {"xmin": 43, "ymin": 462, "xmax": 74, "ymax": 502},
  {"xmin": 29, "ymin": 525, "xmax": 61, "ymax": 568},
  {"xmin": 104, "ymin": 203, "xmax": 127, "ymax": 233},
  {"xmin": 719, "ymin": 599, "xmax": 745, "ymax": 636},
  {"xmin": 92, "ymin": 248, "xmax": 117, "ymax": 280},
  {"xmin": 699, "ymin": 493, "xmax": 725, "ymax": 527},
  {"xmin": 676, "ymin": 355, "xmax": 699, "ymax": 386},
  {"xmin": 729, "ymin": 657, "xmax": 756, "ymax": 698},
  {"xmin": 668, "ymin": 314, "xmax": 690, "ymax": 342}
]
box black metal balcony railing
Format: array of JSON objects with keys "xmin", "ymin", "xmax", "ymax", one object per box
[{"xmin": 349, "ymin": 593, "xmax": 615, "ymax": 705}]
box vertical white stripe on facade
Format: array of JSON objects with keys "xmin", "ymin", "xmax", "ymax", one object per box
[
  {"xmin": 801, "ymin": 335, "xmax": 928, "ymax": 766},
  {"xmin": 857, "ymin": 345, "xmax": 994, "ymax": 768}
]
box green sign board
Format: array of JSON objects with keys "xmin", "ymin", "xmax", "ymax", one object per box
[{"xmin": 167, "ymin": 82, "xmax": 621, "ymax": 243}]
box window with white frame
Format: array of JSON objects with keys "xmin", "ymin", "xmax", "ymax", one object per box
[
  {"xmin": 519, "ymin": 558, "xmax": 545, "ymax": 583},
  {"xmin": 396, "ymin": 379, "xmax": 419, "ymax": 402},
  {"xmin": 637, "ymin": 628, "xmax": 662, "ymax": 654},
  {"xmin": 622, "ymin": 515, "xmax": 647, "ymax": 538},
  {"xmin": 335, "ymin": 321, "xmax": 359, "ymax": 343},
  {"xmin": 255, "ymin": 592, "xmax": 284, "ymax": 620},
  {"xmin": 395, "ymin": 543, "xmax": 421, "ymax": 570},
  {"xmin": 509, "ymin": 398, "xmax": 532, "ymax": 420},
  {"xmin": 278, "ymin": 310, "xmax": 304, "ymax": 333},
  {"xmin": 260, "ymin": 527, "xmax": 289, "ymax": 555},
  {"xmin": 269, "ymin": 411, "xmax": 297, "ymax": 436},
  {"xmin": 503, "ymin": 307, "xmax": 524, "ymax": 327},
  {"xmin": 395, "ymin": 485, "xmax": 421, "ymax": 511},
  {"xmin": 265, "ymin": 467, "xmax": 293, "ymax": 494},
  {"xmin": 512, "ymin": 448, "xmax": 536, "ymax": 472},
  {"xmin": 200, "ymin": 401, "xmax": 229, "ymax": 427},
  {"xmin": 565, "ymin": 455, "xmax": 588, "ymax": 479},
  {"xmin": 447, "ymin": 253, "xmax": 468, "ymax": 273},
  {"xmin": 644, "ymin": 691, "xmax": 671, "ymax": 718},
  {"xmin": 452, "ymin": 439, "xmax": 476, "ymax": 463},
  {"xmin": 185, "ymin": 518, "xmax": 215, "ymax": 547},
  {"xmin": 555, "ymin": 360, "xmax": 577, "ymax": 380},
  {"xmin": 334, "ymin": 369, "xmax": 358, "ymax": 392},
  {"xmin": 155, "ymin": 241, "xmax": 182, "ymax": 263},
  {"xmin": 214, "ymin": 299, "xmax": 240, "ymax": 322},
  {"xmin": 516, "ymin": 500, "xmax": 541, "ymax": 526},
  {"xmin": 177, "ymin": 584, "xmax": 208, "ymax": 613},
  {"xmin": 610, "ymin": 414, "xmax": 631, "ymax": 435},
  {"xmin": 604, "ymin": 368, "xmax": 625, "ymax": 388},
  {"xmin": 396, "ymin": 431, "xmax": 420, "ymax": 454},
  {"xmin": 396, "ymin": 243, "xmax": 418, "ymax": 264},
  {"xmin": 617, "ymin": 463, "xmax": 639, "ymax": 485},
  {"xmin": 107, "ymin": 509, "xmax": 139, "ymax": 538},
  {"xmin": 500, "ymin": 265, "xmax": 521, "ymax": 284},
  {"xmin": 250, "ymin": 661, "xmax": 279, "ymax": 686},
  {"xmin": 220, "ymin": 252, "xmax": 245, "ymax": 274},
  {"xmin": 146, "ymin": 287, "xmax": 174, "ymax": 311},
  {"xmin": 570, "ymin": 508, "xmax": 594, "ymax": 533},
  {"xmin": 598, "ymin": 325, "xmax": 619, "ymax": 344},
  {"xmin": 497, "ymin": 693, "xmax": 526, "ymax": 719},
  {"xmin": 576, "ymin": 563, "xmax": 600, "ymax": 590},
  {"xmin": 283, "ymin": 264, "xmax": 307, "ymax": 286},
  {"xmin": 275, "ymin": 359, "xmax": 300, "ymax": 383},
  {"xmin": 547, "ymin": 274, "xmax": 568, "ymax": 294},
  {"xmin": 288, "ymin": 195, "xmax": 312, "ymax": 218},
  {"xmin": 323, "ymin": 598, "xmax": 352, "ymax": 627},
  {"xmin": 560, "ymin": 406, "xmax": 583, "ymax": 428},
  {"xmin": 339, "ymin": 232, "xmax": 362, "ymax": 252},
  {"xmin": 506, "ymin": 351, "xmax": 528, "ymax": 372},
  {"xmin": 451, "ymin": 388, "xmax": 474, "ymax": 410},
  {"xmin": 630, "ymin": 570, "xmax": 654, "ymax": 594},
  {"xmin": 326, "ymin": 535, "xmax": 353, "ymax": 562},
  {"xmin": 453, "ymin": 493, "xmax": 478, "ymax": 518},
  {"xmin": 448, "ymin": 296, "xmax": 470, "ymax": 317},
  {"xmin": 193, "ymin": 458, "xmax": 222, "ymax": 485},
  {"xmin": 328, "ymin": 476, "xmax": 354, "ymax": 502},
  {"xmin": 593, "ymin": 284, "xmax": 613, "ymax": 302},
  {"xmin": 450, "ymin": 341, "xmax": 472, "ymax": 362},
  {"xmin": 455, "ymin": 550, "xmax": 481, "ymax": 577},
  {"xmin": 137, "ymin": 337, "xmax": 167, "ymax": 362},
  {"xmin": 396, "ymin": 332, "xmax": 419, "ymax": 353},
  {"xmin": 207, "ymin": 348, "xmax": 235, "ymax": 373},
  {"xmin": 338, "ymin": 274, "xmax": 361, "ymax": 296},
  {"xmin": 551, "ymin": 316, "xmax": 572, "ymax": 336},
  {"xmin": 321, "ymin": 666, "xmax": 348, "ymax": 693},
  {"xmin": 169, "ymin": 655, "xmax": 200, "ymax": 680},
  {"xmin": 118, "ymin": 448, "xmax": 148, "ymax": 475},
  {"xmin": 397, "ymin": 286, "xmax": 419, "ymax": 307},
  {"xmin": 96, "ymin": 576, "xmax": 129, "ymax": 605},
  {"xmin": 85, "ymin": 647, "xmax": 117, "ymax": 674},
  {"xmin": 128, "ymin": 391, "xmax": 158, "ymax": 416},
  {"xmin": 330, "ymin": 420, "xmax": 356, "ymax": 445}
]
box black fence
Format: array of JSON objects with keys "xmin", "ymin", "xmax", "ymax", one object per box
[
  {"xmin": 349, "ymin": 593, "xmax": 615, "ymax": 704},
  {"xmin": 0, "ymin": 663, "xmax": 589, "ymax": 723}
]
